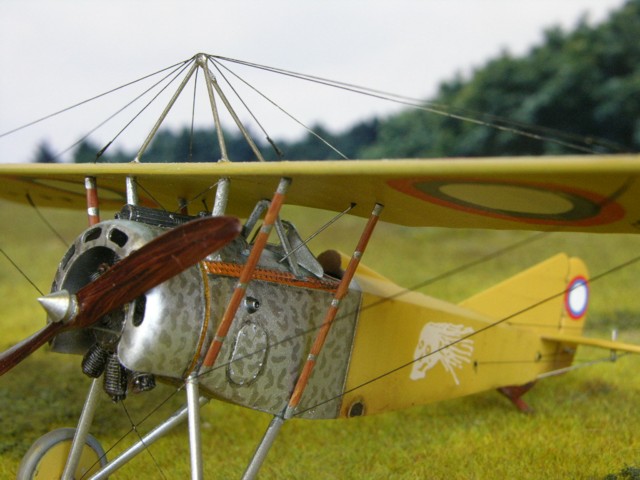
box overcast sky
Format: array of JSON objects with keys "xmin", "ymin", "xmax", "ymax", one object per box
[{"xmin": 0, "ymin": 0, "xmax": 628, "ymax": 163}]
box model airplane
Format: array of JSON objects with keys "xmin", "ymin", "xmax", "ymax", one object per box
[{"xmin": 0, "ymin": 54, "xmax": 639, "ymax": 479}]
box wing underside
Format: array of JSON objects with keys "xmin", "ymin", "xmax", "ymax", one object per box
[{"xmin": 1, "ymin": 155, "xmax": 640, "ymax": 233}]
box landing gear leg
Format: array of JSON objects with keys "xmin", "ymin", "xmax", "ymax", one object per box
[
  {"xmin": 186, "ymin": 374, "xmax": 204, "ymax": 480},
  {"xmin": 17, "ymin": 378, "xmax": 106, "ymax": 479},
  {"xmin": 62, "ymin": 378, "xmax": 102, "ymax": 478},
  {"xmin": 242, "ymin": 416, "xmax": 285, "ymax": 480}
]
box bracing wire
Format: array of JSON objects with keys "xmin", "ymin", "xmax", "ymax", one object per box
[
  {"xmin": 0, "ymin": 59, "xmax": 191, "ymax": 139},
  {"xmin": 0, "ymin": 246, "xmax": 43, "ymax": 296},
  {"xmin": 54, "ymin": 224, "xmax": 551, "ymax": 453},
  {"xmin": 186, "ymin": 172, "xmax": 640, "ymax": 412},
  {"xmin": 1, "ymin": 53, "xmax": 628, "ymax": 165},
  {"xmin": 279, "ymin": 202, "xmax": 358, "ymax": 264},
  {"xmin": 119, "ymin": 401, "xmax": 168, "ymax": 480},
  {"xmin": 209, "ymin": 56, "xmax": 350, "ymax": 160},
  {"xmin": 2, "ymin": 53, "xmax": 621, "ymax": 163},
  {"xmin": 188, "ymin": 176, "xmax": 635, "ymax": 412},
  {"xmin": 0, "ymin": 193, "xmax": 70, "ymax": 296},
  {"xmin": 207, "ymin": 58, "xmax": 278, "ymax": 155},
  {"xmin": 26, "ymin": 193, "xmax": 68, "ymax": 247},
  {"xmin": 55, "ymin": 59, "xmax": 195, "ymax": 162},
  {"xmin": 211, "ymin": 55, "xmax": 625, "ymax": 155},
  {"xmin": 61, "ymin": 241, "xmax": 640, "ymax": 477},
  {"xmin": 132, "ymin": 178, "xmax": 167, "ymax": 211}
]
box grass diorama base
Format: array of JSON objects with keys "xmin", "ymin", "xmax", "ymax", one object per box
[
  {"xmin": 1, "ymin": 350, "xmax": 638, "ymax": 479},
  {"xmin": 0, "ymin": 201, "xmax": 639, "ymax": 478}
]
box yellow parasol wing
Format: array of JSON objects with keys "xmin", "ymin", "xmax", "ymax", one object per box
[{"xmin": 1, "ymin": 154, "xmax": 640, "ymax": 233}]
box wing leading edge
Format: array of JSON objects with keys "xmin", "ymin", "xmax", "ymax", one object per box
[{"xmin": 1, "ymin": 155, "xmax": 640, "ymax": 234}]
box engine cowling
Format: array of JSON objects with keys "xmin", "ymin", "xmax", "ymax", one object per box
[{"xmin": 51, "ymin": 219, "xmax": 208, "ymax": 380}]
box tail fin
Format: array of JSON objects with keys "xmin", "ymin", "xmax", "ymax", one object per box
[
  {"xmin": 459, "ymin": 253, "xmax": 589, "ymax": 337},
  {"xmin": 460, "ymin": 254, "xmax": 590, "ymax": 412}
]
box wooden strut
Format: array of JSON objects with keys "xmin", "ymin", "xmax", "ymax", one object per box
[
  {"xmin": 201, "ymin": 177, "xmax": 291, "ymax": 369},
  {"xmin": 285, "ymin": 202, "xmax": 384, "ymax": 417},
  {"xmin": 84, "ymin": 176, "xmax": 100, "ymax": 226},
  {"xmin": 242, "ymin": 203, "xmax": 384, "ymax": 480}
]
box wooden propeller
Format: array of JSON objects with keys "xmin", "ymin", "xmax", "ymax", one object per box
[{"xmin": 0, "ymin": 215, "xmax": 241, "ymax": 376}]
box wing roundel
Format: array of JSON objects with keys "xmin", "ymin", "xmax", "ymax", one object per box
[{"xmin": 1, "ymin": 155, "xmax": 639, "ymax": 234}]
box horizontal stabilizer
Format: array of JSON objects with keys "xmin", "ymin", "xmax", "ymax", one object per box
[{"xmin": 542, "ymin": 333, "xmax": 640, "ymax": 354}]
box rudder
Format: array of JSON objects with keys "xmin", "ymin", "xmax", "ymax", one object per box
[{"xmin": 459, "ymin": 253, "xmax": 589, "ymax": 337}]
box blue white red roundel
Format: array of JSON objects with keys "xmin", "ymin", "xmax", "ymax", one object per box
[{"xmin": 565, "ymin": 277, "xmax": 589, "ymax": 320}]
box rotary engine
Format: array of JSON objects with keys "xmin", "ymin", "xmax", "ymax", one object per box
[{"xmin": 50, "ymin": 208, "xmax": 209, "ymax": 401}]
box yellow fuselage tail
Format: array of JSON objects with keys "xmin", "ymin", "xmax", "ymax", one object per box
[{"xmin": 339, "ymin": 254, "xmax": 589, "ymax": 417}]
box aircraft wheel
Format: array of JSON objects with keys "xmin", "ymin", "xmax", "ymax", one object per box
[{"xmin": 17, "ymin": 428, "xmax": 107, "ymax": 479}]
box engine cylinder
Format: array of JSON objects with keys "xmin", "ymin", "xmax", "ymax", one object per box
[{"xmin": 50, "ymin": 219, "xmax": 209, "ymax": 379}]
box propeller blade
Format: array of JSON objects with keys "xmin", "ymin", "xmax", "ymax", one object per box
[
  {"xmin": 0, "ymin": 215, "xmax": 241, "ymax": 376},
  {"xmin": 0, "ymin": 323, "xmax": 66, "ymax": 376}
]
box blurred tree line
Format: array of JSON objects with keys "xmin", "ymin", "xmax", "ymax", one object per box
[
  {"xmin": 363, "ymin": 0, "xmax": 640, "ymax": 158},
  {"xmin": 37, "ymin": 0, "xmax": 639, "ymax": 163}
]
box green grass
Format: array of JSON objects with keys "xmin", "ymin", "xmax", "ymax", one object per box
[{"xmin": 1, "ymin": 201, "xmax": 639, "ymax": 479}]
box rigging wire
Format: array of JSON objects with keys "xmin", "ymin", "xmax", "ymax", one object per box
[
  {"xmin": 210, "ymin": 56, "xmax": 350, "ymax": 160},
  {"xmin": 0, "ymin": 246, "xmax": 43, "ymax": 296},
  {"xmin": 1, "ymin": 53, "xmax": 627, "ymax": 164},
  {"xmin": 119, "ymin": 401, "xmax": 168, "ymax": 480},
  {"xmin": 69, "ymin": 241, "xmax": 640, "ymax": 471},
  {"xmin": 0, "ymin": 193, "xmax": 71, "ymax": 297},
  {"xmin": 112, "ymin": 174, "xmax": 636, "ymax": 426},
  {"xmin": 279, "ymin": 202, "xmax": 357, "ymax": 264},
  {"xmin": 192, "ymin": 230, "xmax": 546, "ymax": 367},
  {"xmin": 55, "ymin": 60, "xmax": 195, "ymax": 162},
  {"xmin": 190, "ymin": 174, "xmax": 640, "ymax": 410},
  {"xmin": 92, "ymin": 384, "xmax": 186, "ymax": 476},
  {"xmin": 0, "ymin": 59, "xmax": 191, "ymax": 140},
  {"xmin": 53, "ymin": 217, "xmax": 552, "ymax": 455},
  {"xmin": 176, "ymin": 180, "xmax": 221, "ymax": 213},
  {"xmin": 207, "ymin": 58, "xmax": 284, "ymax": 160},
  {"xmin": 26, "ymin": 193, "xmax": 69, "ymax": 247},
  {"xmin": 103, "ymin": 60, "xmax": 197, "ymax": 163},
  {"xmin": 211, "ymin": 55, "xmax": 624, "ymax": 154},
  {"xmin": 132, "ymin": 178, "xmax": 167, "ymax": 211},
  {"xmin": 2, "ymin": 53, "xmax": 622, "ymax": 163},
  {"xmin": 190, "ymin": 230, "xmax": 576, "ymax": 389}
]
